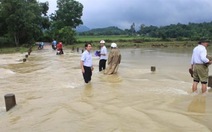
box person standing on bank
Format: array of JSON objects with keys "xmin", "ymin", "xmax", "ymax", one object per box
[
  {"xmin": 190, "ymin": 39, "xmax": 212, "ymax": 95},
  {"xmin": 99, "ymin": 40, "xmax": 107, "ymax": 71},
  {"xmin": 104, "ymin": 43, "xmax": 121, "ymax": 75},
  {"xmin": 80, "ymin": 43, "xmax": 94, "ymax": 83}
]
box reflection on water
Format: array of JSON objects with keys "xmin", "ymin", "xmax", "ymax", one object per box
[
  {"xmin": 81, "ymin": 83, "xmax": 93, "ymax": 100},
  {"xmin": 188, "ymin": 95, "xmax": 206, "ymax": 113},
  {"xmin": 0, "ymin": 45, "xmax": 212, "ymax": 132},
  {"xmin": 100, "ymin": 74, "xmax": 123, "ymax": 83}
]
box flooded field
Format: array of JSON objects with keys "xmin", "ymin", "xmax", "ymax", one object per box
[{"xmin": 0, "ymin": 44, "xmax": 212, "ymax": 132}]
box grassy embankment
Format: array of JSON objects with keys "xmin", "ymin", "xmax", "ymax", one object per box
[
  {"xmin": 0, "ymin": 35, "xmax": 197, "ymax": 53},
  {"xmin": 69, "ymin": 35, "xmax": 197, "ymax": 49},
  {"xmin": 0, "ymin": 47, "xmax": 30, "ymax": 54}
]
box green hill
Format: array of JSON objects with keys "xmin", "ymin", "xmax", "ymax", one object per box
[{"xmin": 79, "ymin": 26, "xmax": 126, "ymax": 35}]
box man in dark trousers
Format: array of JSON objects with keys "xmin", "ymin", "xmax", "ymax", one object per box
[
  {"xmin": 80, "ymin": 43, "xmax": 94, "ymax": 83},
  {"xmin": 99, "ymin": 40, "xmax": 107, "ymax": 71}
]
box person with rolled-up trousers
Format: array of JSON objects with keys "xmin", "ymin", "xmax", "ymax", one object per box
[{"xmin": 190, "ymin": 38, "xmax": 212, "ymax": 95}]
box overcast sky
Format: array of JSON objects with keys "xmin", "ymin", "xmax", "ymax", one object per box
[{"xmin": 39, "ymin": 0, "xmax": 212, "ymax": 29}]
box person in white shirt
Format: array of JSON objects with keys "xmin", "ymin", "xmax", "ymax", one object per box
[
  {"xmin": 80, "ymin": 43, "xmax": 94, "ymax": 83},
  {"xmin": 190, "ymin": 39, "xmax": 212, "ymax": 95},
  {"xmin": 99, "ymin": 40, "xmax": 107, "ymax": 71}
]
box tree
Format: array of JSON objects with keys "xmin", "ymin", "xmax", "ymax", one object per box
[
  {"xmin": 138, "ymin": 24, "xmax": 145, "ymax": 35},
  {"xmin": 130, "ymin": 23, "xmax": 136, "ymax": 35},
  {"xmin": 58, "ymin": 26, "xmax": 76, "ymax": 44},
  {"xmin": 50, "ymin": 0, "xmax": 83, "ymax": 44},
  {"xmin": 40, "ymin": 2, "xmax": 49, "ymax": 16},
  {"xmin": 0, "ymin": 0, "xmax": 49, "ymax": 46},
  {"xmin": 53, "ymin": 0, "xmax": 83, "ymax": 28}
]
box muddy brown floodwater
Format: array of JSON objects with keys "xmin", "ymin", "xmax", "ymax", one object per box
[{"xmin": 0, "ymin": 44, "xmax": 212, "ymax": 132}]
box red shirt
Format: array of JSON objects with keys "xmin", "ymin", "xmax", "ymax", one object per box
[{"xmin": 57, "ymin": 43, "xmax": 63, "ymax": 50}]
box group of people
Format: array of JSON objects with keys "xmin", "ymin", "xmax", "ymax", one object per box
[
  {"xmin": 190, "ymin": 38, "xmax": 212, "ymax": 95},
  {"xmin": 52, "ymin": 39, "xmax": 64, "ymax": 55},
  {"xmin": 80, "ymin": 38, "xmax": 212, "ymax": 96},
  {"xmin": 37, "ymin": 37, "xmax": 212, "ymax": 95},
  {"xmin": 80, "ymin": 40, "xmax": 121, "ymax": 83},
  {"xmin": 37, "ymin": 40, "xmax": 64, "ymax": 55}
]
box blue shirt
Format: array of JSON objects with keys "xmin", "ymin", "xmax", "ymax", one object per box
[
  {"xmin": 41, "ymin": 42, "xmax": 44, "ymax": 46},
  {"xmin": 81, "ymin": 50, "xmax": 92, "ymax": 67},
  {"xmin": 52, "ymin": 40, "xmax": 57, "ymax": 46}
]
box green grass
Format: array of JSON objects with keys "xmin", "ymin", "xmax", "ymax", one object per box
[
  {"xmin": 0, "ymin": 47, "xmax": 32, "ymax": 54},
  {"xmin": 0, "ymin": 35, "xmax": 198, "ymax": 54},
  {"xmin": 75, "ymin": 35, "xmax": 197, "ymax": 47},
  {"xmin": 76, "ymin": 35, "xmax": 160, "ymax": 43},
  {"xmin": 76, "ymin": 35, "xmax": 134, "ymax": 41},
  {"xmin": 68, "ymin": 35, "xmax": 197, "ymax": 49}
]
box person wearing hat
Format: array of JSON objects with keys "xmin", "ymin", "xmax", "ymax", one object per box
[
  {"xmin": 104, "ymin": 43, "xmax": 121, "ymax": 75},
  {"xmin": 190, "ymin": 38, "xmax": 212, "ymax": 95},
  {"xmin": 99, "ymin": 40, "xmax": 108, "ymax": 71}
]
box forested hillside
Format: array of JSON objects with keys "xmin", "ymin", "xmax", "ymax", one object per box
[
  {"xmin": 78, "ymin": 26, "xmax": 126, "ymax": 35},
  {"xmin": 79, "ymin": 22, "xmax": 212, "ymax": 41},
  {"xmin": 138, "ymin": 22, "xmax": 212, "ymax": 40}
]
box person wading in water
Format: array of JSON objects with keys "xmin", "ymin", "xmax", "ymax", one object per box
[
  {"xmin": 104, "ymin": 43, "xmax": 121, "ymax": 75},
  {"xmin": 80, "ymin": 43, "xmax": 94, "ymax": 83},
  {"xmin": 190, "ymin": 38, "xmax": 212, "ymax": 95}
]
